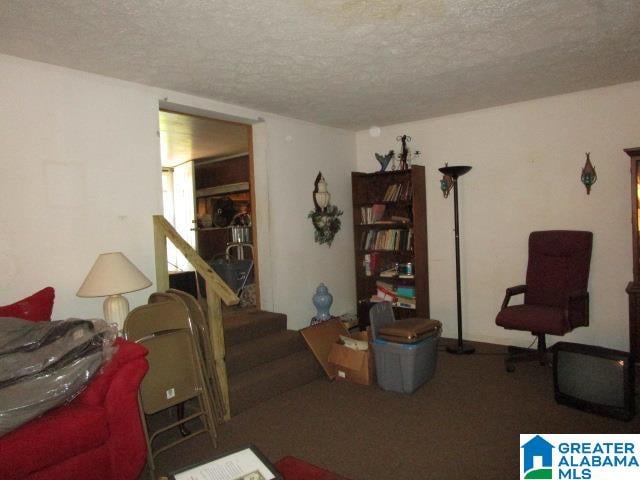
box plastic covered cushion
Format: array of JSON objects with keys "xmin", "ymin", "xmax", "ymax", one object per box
[
  {"xmin": 0, "ymin": 318, "xmax": 116, "ymax": 437},
  {"xmin": 0, "ymin": 287, "xmax": 55, "ymax": 322},
  {"xmin": 75, "ymin": 338, "xmax": 148, "ymax": 406}
]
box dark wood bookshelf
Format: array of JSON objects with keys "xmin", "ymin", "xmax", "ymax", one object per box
[
  {"xmin": 624, "ymin": 147, "xmax": 640, "ymax": 372},
  {"xmin": 351, "ymin": 165, "xmax": 429, "ymax": 328}
]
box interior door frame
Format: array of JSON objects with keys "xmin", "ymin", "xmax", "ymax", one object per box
[{"xmin": 158, "ymin": 102, "xmax": 263, "ymax": 309}]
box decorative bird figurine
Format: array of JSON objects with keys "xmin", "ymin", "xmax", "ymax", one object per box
[
  {"xmin": 581, "ymin": 152, "xmax": 597, "ymax": 195},
  {"xmin": 375, "ymin": 150, "xmax": 394, "ymax": 172}
]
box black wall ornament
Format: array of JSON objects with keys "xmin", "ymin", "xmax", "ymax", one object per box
[{"xmin": 397, "ymin": 134, "xmax": 411, "ymax": 170}]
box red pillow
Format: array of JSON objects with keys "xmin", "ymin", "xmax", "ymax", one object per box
[{"xmin": 0, "ymin": 287, "xmax": 55, "ymax": 322}]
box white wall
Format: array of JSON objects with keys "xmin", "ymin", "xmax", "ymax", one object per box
[
  {"xmin": 0, "ymin": 55, "xmax": 161, "ymax": 320},
  {"xmin": 264, "ymin": 119, "xmax": 356, "ymax": 329},
  {"xmin": 0, "ymin": 54, "xmax": 356, "ymax": 330},
  {"xmin": 356, "ymin": 81, "xmax": 640, "ymax": 351}
]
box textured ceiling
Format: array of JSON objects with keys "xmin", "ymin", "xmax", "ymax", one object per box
[{"xmin": 1, "ymin": 1, "xmax": 639, "ymax": 129}]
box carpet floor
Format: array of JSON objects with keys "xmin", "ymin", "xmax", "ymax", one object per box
[{"xmin": 146, "ymin": 341, "xmax": 639, "ymax": 480}]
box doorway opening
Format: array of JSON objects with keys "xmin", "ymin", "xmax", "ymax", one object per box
[{"xmin": 159, "ymin": 109, "xmax": 259, "ymax": 311}]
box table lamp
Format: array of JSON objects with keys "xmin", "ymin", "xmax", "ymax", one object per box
[{"xmin": 77, "ymin": 252, "xmax": 152, "ymax": 331}]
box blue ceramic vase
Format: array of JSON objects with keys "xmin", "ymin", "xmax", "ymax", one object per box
[{"xmin": 312, "ymin": 283, "xmax": 333, "ymax": 321}]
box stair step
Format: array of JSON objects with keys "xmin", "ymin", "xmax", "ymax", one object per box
[
  {"xmin": 229, "ymin": 350, "xmax": 322, "ymax": 415},
  {"xmin": 226, "ymin": 330, "xmax": 306, "ymax": 377},
  {"xmin": 223, "ymin": 310, "xmax": 287, "ymax": 347}
]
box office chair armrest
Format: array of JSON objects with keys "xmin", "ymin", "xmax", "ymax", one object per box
[
  {"xmin": 501, "ymin": 284, "xmax": 527, "ymax": 310},
  {"xmin": 567, "ymin": 290, "xmax": 589, "ymax": 328}
]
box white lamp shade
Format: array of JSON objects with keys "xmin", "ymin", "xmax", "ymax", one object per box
[{"xmin": 77, "ymin": 252, "xmax": 152, "ymax": 297}]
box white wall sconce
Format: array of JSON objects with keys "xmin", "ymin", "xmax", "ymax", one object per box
[
  {"xmin": 313, "ymin": 172, "xmax": 331, "ymax": 212},
  {"xmin": 309, "ymin": 171, "xmax": 342, "ymax": 246}
]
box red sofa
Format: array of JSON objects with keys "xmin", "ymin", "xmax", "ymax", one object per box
[{"xmin": 0, "ymin": 338, "xmax": 149, "ymax": 480}]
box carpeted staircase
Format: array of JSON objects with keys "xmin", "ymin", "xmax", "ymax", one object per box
[{"xmin": 223, "ymin": 309, "xmax": 322, "ymax": 415}]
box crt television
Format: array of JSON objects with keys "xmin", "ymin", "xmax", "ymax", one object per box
[{"xmin": 553, "ymin": 342, "xmax": 635, "ymax": 421}]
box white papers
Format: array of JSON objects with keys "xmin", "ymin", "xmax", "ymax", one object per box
[{"xmin": 174, "ymin": 448, "xmax": 276, "ymax": 480}]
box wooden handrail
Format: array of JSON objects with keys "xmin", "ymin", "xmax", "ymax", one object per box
[
  {"xmin": 153, "ymin": 215, "xmax": 238, "ymax": 420},
  {"xmin": 153, "ymin": 215, "xmax": 239, "ymax": 306}
]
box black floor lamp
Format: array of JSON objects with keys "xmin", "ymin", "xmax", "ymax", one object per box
[{"xmin": 439, "ymin": 165, "xmax": 475, "ymax": 355}]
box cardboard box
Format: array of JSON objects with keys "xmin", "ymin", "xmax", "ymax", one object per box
[
  {"xmin": 300, "ymin": 319, "xmax": 374, "ymax": 386},
  {"xmin": 328, "ymin": 330, "xmax": 374, "ymax": 385}
]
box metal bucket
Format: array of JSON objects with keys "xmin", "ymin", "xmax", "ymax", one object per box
[
  {"xmin": 210, "ymin": 257, "xmax": 253, "ymax": 293},
  {"xmin": 230, "ymin": 226, "xmax": 250, "ymax": 244}
]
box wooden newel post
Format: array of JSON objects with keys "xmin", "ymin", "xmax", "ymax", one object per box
[
  {"xmin": 206, "ymin": 285, "xmax": 230, "ymax": 420},
  {"xmin": 153, "ymin": 217, "xmax": 170, "ymax": 292}
]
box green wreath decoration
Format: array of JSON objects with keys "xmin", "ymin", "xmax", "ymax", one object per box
[{"xmin": 308, "ymin": 204, "xmax": 343, "ymax": 246}]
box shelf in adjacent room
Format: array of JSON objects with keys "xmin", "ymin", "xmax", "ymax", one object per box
[
  {"xmin": 191, "ymin": 226, "xmax": 235, "ymax": 232},
  {"xmin": 196, "ymin": 181, "xmax": 249, "ymax": 198}
]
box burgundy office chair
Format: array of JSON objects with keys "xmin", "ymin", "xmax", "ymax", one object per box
[{"xmin": 495, "ymin": 230, "xmax": 592, "ymax": 372}]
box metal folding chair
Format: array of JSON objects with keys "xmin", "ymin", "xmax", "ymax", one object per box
[
  {"xmin": 149, "ymin": 290, "xmax": 224, "ymax": 421},
  {"xmin": 123, "ymin": 300, "xmax": 217, "ymax": 477}
]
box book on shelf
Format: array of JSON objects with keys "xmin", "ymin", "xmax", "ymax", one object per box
[
  {"xmin": 394, "ymin": 301, "xmax": 416, "ymax": 309},
  {"xmin": 395, "ymin": 291, "xmax": 416, "ymax": 303},
  {"xmin": 390, "ymin": 215, "xmax": 411, "ymax": 223},
  {"xmin": 371, "ymin": 203, "xmax": 385, "ymax": 222},
  {"xmin": 395, "ymin": 289, "xmax": 415, "ymax": 298},
  {"xmin": 362, "ymin": 252, "xmax": 380, "ymax": 276},
  {"xmin": 395, "ymin": 286, "xmax": 415, "ymax": 297},
  {"xmin": 372, "ymin": 289, "xmax": 396, "ymax": 302},
  {"xmin": 382, "ymin": 182, "xmax": 413, "ymax": 202},
  {"xmin": 376, "ymin": 280, "xmax": 394, "ymax": 291},
  {"xmin": 360, "ymin": 229, "xmax": 413, "ymax": 251},
  {"xmin": 374, "ymin": 281, "xmax": 397, "ymax": 302},
  {"xmin": 369, "ymin": 279, "xmax": 416, "ymax": 308},
  {"xmin": 379, "ymin": 266, "xmax": 398, "ymax": 278},
  {"xmin": 359, "ymin": 204, "xmax": 386, "ymax": 224}
]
